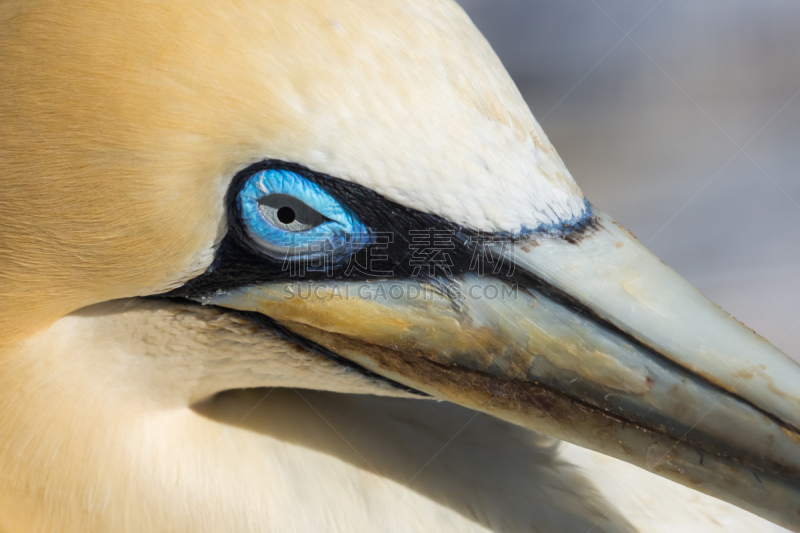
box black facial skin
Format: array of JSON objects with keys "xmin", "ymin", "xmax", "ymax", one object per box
[
  {"xmin": 161, "ymin": 160, "xmax": 596, "ymax": 394},
  {"xmin": 162, "ymin": 160, "xmax": 491, "ymax": 395},
  {"xmin": 168, "ymin": 160, "xmax": 483, "ymax": 299}
]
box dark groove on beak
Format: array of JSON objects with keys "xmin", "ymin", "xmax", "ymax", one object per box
[
  {"xmin": 503, "ymin": 265, "xmax": 800, "ymax": 438},
  {"xmin": 159, "ymin": 297, "xmax": 429, "ymax": 397}
]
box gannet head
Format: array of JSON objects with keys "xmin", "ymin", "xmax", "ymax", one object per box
[{"xmin": 1, "ymin": 0, "xmax": 798, "ymax": 529}]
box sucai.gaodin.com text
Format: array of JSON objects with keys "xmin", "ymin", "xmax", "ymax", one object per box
[{"xmin": 281, "ymin": 281, "xmax": 520, "ymax": 302}]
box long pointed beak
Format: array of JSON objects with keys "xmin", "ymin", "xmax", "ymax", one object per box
[{"xmin": 200, "ymin": 209, "xmax": 800, "ymax": 530}]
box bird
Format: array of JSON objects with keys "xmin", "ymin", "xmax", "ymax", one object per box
[{"xmin": 0, "ymin": 1, "xmax": 798, "ymax": 532}]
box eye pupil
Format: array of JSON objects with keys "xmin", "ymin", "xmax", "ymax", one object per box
[
  {"xmin": 239, "ymin": 169, "xmax": 371, "ymax": 261},
  {"xmin": 277, "ymin": 206, "xmax": 296, "ymax": 224}
]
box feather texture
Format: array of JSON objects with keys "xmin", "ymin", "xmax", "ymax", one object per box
[{"xmin": 0, "ymin": 0, "xmax": 582, "ymax": 339}]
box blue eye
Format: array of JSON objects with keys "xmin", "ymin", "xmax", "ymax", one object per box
[{"xmin": 238, "ymin": 169, "xmax": 371, "ymax": 263}]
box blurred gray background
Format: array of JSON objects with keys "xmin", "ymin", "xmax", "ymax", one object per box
[{"xmin": 457, "ymin": 0, "xmax": 800, "ymax": 362}]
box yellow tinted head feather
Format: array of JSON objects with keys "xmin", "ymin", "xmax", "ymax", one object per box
[{"xmin": 0, "ymin": 0, "xmax": 582, "ymax": 338}]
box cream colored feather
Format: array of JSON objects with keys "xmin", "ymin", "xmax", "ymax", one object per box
[{"xmin": 0, "ymin": 0, "xmax": 581, "ymax": 341}]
